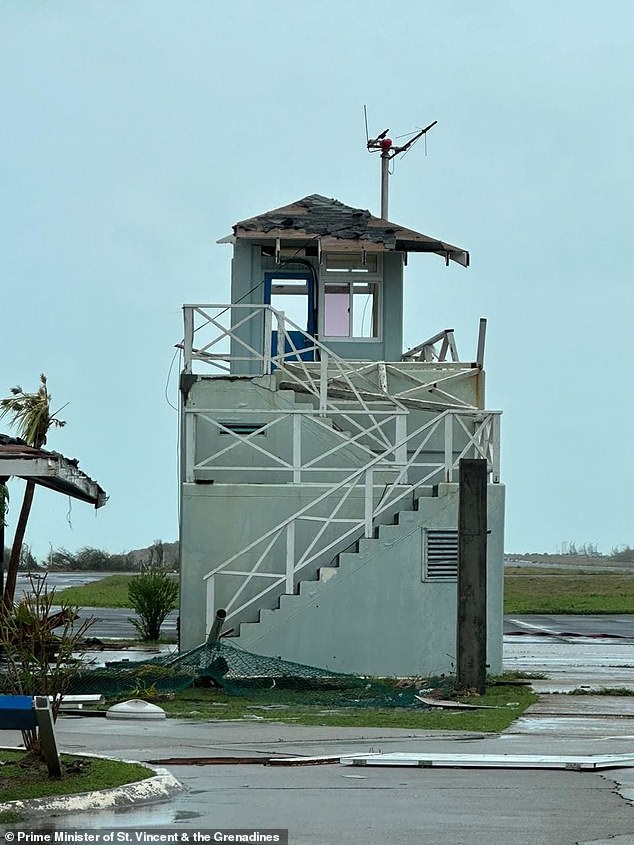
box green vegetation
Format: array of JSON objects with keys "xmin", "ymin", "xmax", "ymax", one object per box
[
  {"xmin": 128, "ymin": 567, "xmax": 179, "ymax": 641},
  {"xmin": 505, "ymin": 572, "xmax": 634, "ymax": 614},
  {"xmin": 0, "ymin": 750, "xmax": 150, "ymax": 804},
  {"xmin": 0, "ymin": 810, "xmax": 24, "ymax": 824},
  {"xmin": 155, "ymin": 681, "xmax": 536, "ymax": 733},
  {"xmin": 0, "ymin": 578, "xmax": 94, "ymax": 749},
  {"xmin": 0, "ymin": 374, "xmax": 66, "ymax": 605},
  {"xmin": 56, "ymin": 574, "xmax": 137, "ymax": 608}
]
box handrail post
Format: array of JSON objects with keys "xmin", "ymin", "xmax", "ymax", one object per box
[
  {"xmin": 476, "ymin": 318, "xmax": 487, "ymax": 368},
  {"xmin": 364, "ymin": 468, "xmax": 374, "ymax": 538},
  {"xmin": 286, "ymin": 521, "xmax": 296, "ymax": 593},
  {"xmin": 263, "ymin": 307, "xmax": 272, "ymax": 375},
  {"xmin": 185, "ymin": 410, "xmax": 196, "ymax": 483},
  {"xmin": 444, "ymin": 413, "xmax": 454, "ymax": 482},
  {"xmin": 395, "ymin": 414, "xmax": 408, "ymax": 482},
  {"xmin": 276, "ymin": 311, "xmax": 285, "ymax": 364},
  {"xmin": 491, "ymin": 413, "xmax": 501, "ymax": 483},
  {"xmin": 319, "ymin": 351, "xmax": 328, "ymax": 415},
  {"xmin": 206, "ymin": 576, "xmax": 215, "ymax": 640},
  {"xmin": 183, "ymin": 307, "xmax": 194, "ymax": 373},
  {"xmin": 292, "ymin": 414, "xmax": 301, "ymax": 483}
]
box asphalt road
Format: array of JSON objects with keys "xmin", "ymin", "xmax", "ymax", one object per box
[
  {"xmin": 16, "ymin": 712, "xmax": 634, "ymax": 845},
  {"xmin": 78, "ymin": 606, "xmax": 634, "ymax": 642},
  {"xmin": 504, "ymin": 614, "xmax": 634, "ymax": 638},
  {"xmin": 78, "ymin": 606, "xmax": 179, "ymax": 640}
]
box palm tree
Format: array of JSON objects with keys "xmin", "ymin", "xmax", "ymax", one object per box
[{"xmin": 0, "ymin": 374, "xmax": 66, "ymax": 606}]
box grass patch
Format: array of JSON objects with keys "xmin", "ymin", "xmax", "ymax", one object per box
[
  {"xmin": 56, "ymin": 575, "xmax": 138, "ymax": 608},
  {"xmin": 505, "ymin": 572, "xmax": 634, "ymax": 614},
  {"xmin": 0, "ymin": 750, "xmax": 150, "ymax": 804},
  {"xmin": 157, "ymin": 681, "xmax": 536, "ymax": 733},
  {"xmin": 0, "ymin": 810, "xmax": 23, "ymax": 824}
]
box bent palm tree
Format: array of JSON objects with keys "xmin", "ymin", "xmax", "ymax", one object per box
[{"xmin": 0, "ymin": 374, "xmax": 66, "ymax": 606}]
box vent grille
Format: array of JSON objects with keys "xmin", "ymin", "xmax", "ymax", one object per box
[
  {"xmin": 219, "ymin": 422, "xmax": 266, "ymax": 436},
  {"xmin": 424, "ymin": 530, "xmax": 458, "ymax": 580}
]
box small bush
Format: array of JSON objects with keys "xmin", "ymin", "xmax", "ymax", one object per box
[{"xmin": 128, "ymin": 567, "xmax": 178, "ymax": 642}]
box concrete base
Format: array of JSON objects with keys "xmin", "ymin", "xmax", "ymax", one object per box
[{"xmin": 0, "ymin": 751, "xmax": 182, "ymax": 819}]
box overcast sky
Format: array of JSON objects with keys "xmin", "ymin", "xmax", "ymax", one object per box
[{"xmin": 1, "ymin": 1, "xmax": 632, "ymax": 558}]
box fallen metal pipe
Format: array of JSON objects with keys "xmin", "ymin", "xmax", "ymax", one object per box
[{"xmin": 207, "ymin": 608, "xmax": 227, "ymax": 646}]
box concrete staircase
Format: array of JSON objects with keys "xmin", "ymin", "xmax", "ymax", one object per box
[{"xmin": 231, "ymin": 483, "xmax": 461, "ymax": 677}]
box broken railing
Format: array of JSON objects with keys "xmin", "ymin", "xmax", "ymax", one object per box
[{"xmin": 401, "ymin": 319, "xmax": 487, "ymax": 367}]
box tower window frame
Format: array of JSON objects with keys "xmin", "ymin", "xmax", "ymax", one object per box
[{"xmin": 320, "ymin": 253, "xmax": 383, "ymax": 341}]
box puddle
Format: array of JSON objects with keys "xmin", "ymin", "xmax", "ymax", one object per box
[{"xmin": 29, "ymin": 804, "xmax": 178, "ymax": 830}]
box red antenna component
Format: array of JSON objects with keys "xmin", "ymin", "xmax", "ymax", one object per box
[{"xmin": 364, "ymin": 105, "xmax": 437, "ymax": 219}]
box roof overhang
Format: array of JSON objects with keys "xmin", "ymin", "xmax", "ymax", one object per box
[
  {"xmin": 0, "ymin": 440, "xmax": 107, "ymax": 508},
  {"xmin": 216, "ymin": 195, "xmax": 470, "ymax": 267}
]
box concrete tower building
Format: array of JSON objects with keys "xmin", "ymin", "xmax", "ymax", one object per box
[{"xmin": 178, "ymin": 194, "xmax": 504, "ymax": 677}]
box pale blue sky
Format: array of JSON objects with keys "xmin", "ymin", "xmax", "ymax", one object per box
[{"xmin": 1, "ymin": 1, "xmax": 632, "ymax": 557}]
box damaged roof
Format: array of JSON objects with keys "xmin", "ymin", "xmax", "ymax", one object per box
[
  {"xmin": 0, "ymin": 434, "xmax": 107, "ymax": 508},
  {"xmin": 219, "ymin": 194, "xmax": 469, "ymax": 267}
]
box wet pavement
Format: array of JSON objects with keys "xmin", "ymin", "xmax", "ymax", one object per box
[{"xmin": 5, "ymin": 615, "xmax": 634, "ymax": 843}]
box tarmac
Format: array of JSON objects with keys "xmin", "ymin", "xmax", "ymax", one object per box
[{"xmin": 4, "ymin": 624, "xmax": 634, "ymax": 844}]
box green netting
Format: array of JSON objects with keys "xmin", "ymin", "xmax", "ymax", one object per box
[{"xmin": 68, "ymin": 640, "xmax": 453, "ymax": 707}]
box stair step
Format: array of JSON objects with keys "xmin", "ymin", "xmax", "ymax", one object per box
[
  {"xmin": 258, "ymin": 608, "xmax": 276, "ymax": 624},
  {"xmin": 377, "ymin": 524, "xmax": 403, "ymax": 541},
  {"xmin": 318, "ymin": 566, "xmax": 338, "ymax": 582},
  {"xmin": 238, "ymin": 621, "xmax": 262, "ymax": 639},
  {"xmin": 298, "ymin": 580, "xmax": 321, "ymax": 598}
]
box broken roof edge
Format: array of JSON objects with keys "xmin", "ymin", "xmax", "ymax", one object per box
[
  {"xmin": 216, "ymin": 194, "xmax": 469, "ymax": 268},
  {"xmin": 0, "ymin": 435, "xmax": 107, "ymax": 509}
]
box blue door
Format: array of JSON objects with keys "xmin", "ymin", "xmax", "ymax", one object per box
[{"xmin": 264, "ymin": 272, "xmax": 316, "ymax": 362}]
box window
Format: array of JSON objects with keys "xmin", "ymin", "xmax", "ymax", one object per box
[
  {"xmin": 322, "ymin": 253, "xmax": 381, "ymax": 339},
  {"xmin": 268, "ymin": 277, "xmax": 311, "ymax": 329}
]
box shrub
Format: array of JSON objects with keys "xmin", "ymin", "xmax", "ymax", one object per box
[
  {"xmin": 128, "ymin": 567, "xmax": 178, "ymax": 642},
  {"xmin": 0, "ymin": 575, "xmax": 94, "ymax": 754}
]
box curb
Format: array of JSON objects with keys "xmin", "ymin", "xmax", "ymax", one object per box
[{"xmin": 0, "ymin": 754, "xmax": 182, "ymax": 819}]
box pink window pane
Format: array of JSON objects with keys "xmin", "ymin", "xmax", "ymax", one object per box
[{"xmin": 324, "ymin": 292, "xmax": 350, "ymax": 336}]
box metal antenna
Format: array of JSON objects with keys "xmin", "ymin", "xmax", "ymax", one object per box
[{"xmin": 365, "ymin": 114, "xmax": 437, "ymax": 219}]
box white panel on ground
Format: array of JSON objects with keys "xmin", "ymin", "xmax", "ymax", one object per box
[{"xmin": 339, "ymin": 752, "xmax": 634, "ymax": 770}]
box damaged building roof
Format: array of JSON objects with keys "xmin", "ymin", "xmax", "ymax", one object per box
[
  {"xmin": 219, "ymin": 194, "xmax": 469, "ymax": 267},
  {"xmin": 0, "ymin": 434, "xmax": 107, "ymax": 508}
]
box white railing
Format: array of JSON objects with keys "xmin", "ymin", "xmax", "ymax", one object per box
[
  {"xmin": 183, "ymin": 303, "xmax": 411, "ymax": 458},
  {"xmin": 183, "ymin": 304, "xmax": 480, "ymax": 416},
  {"xmin": 185, "ymin": 407, "xmax": 406, "ymax": 484},
  {"xmin": 200, "ymin": 408, "xmax": 501, "ymax": 630},
  {"xmin": 180, "ymin": 304, "xmax": 500, "ymax": 632},
  {"xmin": 402, "ymin": 329, "xmax": 459, "ymax": 362}
]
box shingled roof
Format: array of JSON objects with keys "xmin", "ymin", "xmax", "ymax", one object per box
[{"xmin": 220, "ymin": 194, "xmax": 469, "ymax": 267}]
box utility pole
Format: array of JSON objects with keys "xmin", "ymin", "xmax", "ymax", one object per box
[{"xmin": 456, "ymin": 458, "xmax": 488, "ymax": 694}]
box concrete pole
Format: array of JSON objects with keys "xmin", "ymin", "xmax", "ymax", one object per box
[{"xmin": 456, "ymin": 458, "xmax": 488, "ymax": 694}]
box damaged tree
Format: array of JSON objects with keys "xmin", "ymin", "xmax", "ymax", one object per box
[{"xmin": 0, "ymin": 374, "xmax": 66, "ymax": 607}]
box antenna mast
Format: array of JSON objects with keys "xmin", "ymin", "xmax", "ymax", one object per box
[{"xmin": 365, "ymin": 108, "xmax": 438, "ymax": 220}]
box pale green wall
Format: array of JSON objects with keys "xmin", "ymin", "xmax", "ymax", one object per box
[{"xmin": 179, "ymin": 481, "xmax": 505, "ymax": 676}]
